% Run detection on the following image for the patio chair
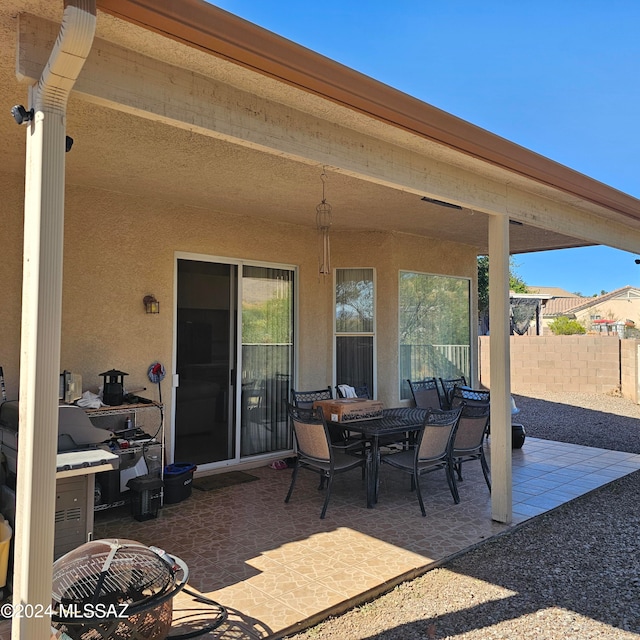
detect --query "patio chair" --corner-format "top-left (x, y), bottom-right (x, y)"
top-left (451, 402), bottom-right (491, 493)
top-left (380, 406), bottom-right (463, 516)
top-left (438, 376), bottom-right (468, 409)
top-left (449, 385), bottom-right (490, 408)
top-left (291, 386), bottom-right (363, 453)
top-left (407, 378), bottom-right (442, 410)
top-left (290, 386), bottom-right (333, 409)
top-left (335, 384), bottom-right (370, 399)
top-left (285, 403), bottom-right (367, 519)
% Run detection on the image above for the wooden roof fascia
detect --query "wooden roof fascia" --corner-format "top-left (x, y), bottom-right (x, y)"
top-left (96, 0), bottom-right (640, 221)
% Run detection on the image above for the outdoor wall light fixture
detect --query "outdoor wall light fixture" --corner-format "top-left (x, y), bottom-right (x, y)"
top-left (316, 167), bottom-right (333, 276)
top-left (420, 196), bottom-right (462, 210)
top-left (143, 295), bottom-right (160, 314)
top-left (11, 105), bottom-right (74, 153)
top-left (11, 104), bottom-right (33, 125)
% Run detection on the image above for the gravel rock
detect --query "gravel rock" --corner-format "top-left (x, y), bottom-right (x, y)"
top-left (514, 390), bottom-right (640, 454)
top-left (285, 392), bottom-right (640, 640)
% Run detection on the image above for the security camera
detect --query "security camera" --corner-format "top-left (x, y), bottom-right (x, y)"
top-left (11, 105), bottom-right (33, 125)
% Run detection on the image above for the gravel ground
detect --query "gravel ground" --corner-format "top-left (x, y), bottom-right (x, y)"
top-left (285, 391), bottom-right (640, 640)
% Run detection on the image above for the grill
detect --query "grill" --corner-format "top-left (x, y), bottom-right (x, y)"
top-left (51, 538), bottom-right (188, 640)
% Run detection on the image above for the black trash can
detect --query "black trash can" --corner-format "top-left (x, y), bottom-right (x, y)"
top-left (163, 463), bottom-right (197, 504)
top-left (127, 474), bottom-right (163, 521)
top-left (512, 423), bottom-right (526, 449)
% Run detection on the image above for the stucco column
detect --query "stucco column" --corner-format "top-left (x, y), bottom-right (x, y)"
top-left (488, 214), bottom-right (512, 523)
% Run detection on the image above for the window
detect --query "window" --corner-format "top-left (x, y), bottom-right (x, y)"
top-left (335, 268), bottom-right (375, 395)
top-left (399, 271), bottom-right (471, 399)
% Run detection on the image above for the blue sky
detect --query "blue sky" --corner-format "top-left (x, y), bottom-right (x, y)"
top-left (209, 1), bottom-right (640, 297)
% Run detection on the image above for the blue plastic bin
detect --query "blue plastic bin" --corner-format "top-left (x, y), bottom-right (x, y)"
top-left (163, 463), bottom-right (197, 504)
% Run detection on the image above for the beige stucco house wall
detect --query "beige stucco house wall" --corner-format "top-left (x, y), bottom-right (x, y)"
top-left (2, 171), bottom-right (478, 454)
top-left (538, 287), bottom-right (640, 335)
top-left (572, 288), bottom-right (640, 332)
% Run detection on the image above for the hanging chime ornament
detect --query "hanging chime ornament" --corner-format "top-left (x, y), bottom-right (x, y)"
top-left (316, 167), bottom-right (332, 276)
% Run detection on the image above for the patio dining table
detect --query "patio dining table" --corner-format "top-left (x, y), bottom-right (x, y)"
top-left (328, 407), bottom-right (428, 508)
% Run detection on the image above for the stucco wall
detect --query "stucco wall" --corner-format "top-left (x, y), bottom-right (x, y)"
top-left (0, 172), bottom-right (24, 402)
top-left (575, 299), bottom-right (640, 330)
top-left (479, 335), bottom-right (622, 395)
top-left (2, 176), bottom-right (478, 455)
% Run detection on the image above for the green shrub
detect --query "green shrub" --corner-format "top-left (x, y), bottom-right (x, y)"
top-left (548, 316), bottom-right (586, 335)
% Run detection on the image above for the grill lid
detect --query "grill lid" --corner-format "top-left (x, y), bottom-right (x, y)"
top-left (52, 539), bottom-right (176, 610)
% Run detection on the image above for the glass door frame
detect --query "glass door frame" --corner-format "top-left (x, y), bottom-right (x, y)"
top-left (171, 252), bottom-right (298, 472)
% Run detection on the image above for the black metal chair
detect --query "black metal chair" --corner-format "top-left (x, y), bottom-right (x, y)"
top-left (449, 385), bottom-right (490, 408)
top-left (381, 406), bottom-right (463, 516)
top-left (291, 386), bottom-right (363, 452)
top-left (285, 404), bottom-right (367, 519)
top-left (407, 378), bottom-right (442, 410)
top-left (438, 376), bottom-right (468, 409)
top-left (335, 384), bottom-right (370, 399)
top-left (451, 402), bottom-right (491, 493)
top-left (290, 386), bottom-right (332, 409)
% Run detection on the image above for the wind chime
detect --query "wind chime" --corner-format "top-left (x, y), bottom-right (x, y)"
top-left (316, 167), bottom-right (332, 276)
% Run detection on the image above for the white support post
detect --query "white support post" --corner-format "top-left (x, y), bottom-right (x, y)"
top-left (14, 88), bottom-right (67, 640)
top-left (488, 214), bottom-right (512, 523)
top-left (13, 4), bottom-right (96, 638)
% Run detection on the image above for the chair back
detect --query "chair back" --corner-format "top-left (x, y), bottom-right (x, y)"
top-left (413, 407), bottom-right (462, 463)
top-left (407, 378), bottom-right (441, 410)
top-left (453, 403), bottom-right (490, 453)
top-left (336, 384), bottom-right (370, 399)
top-left (290, 386), bottom-right (332, 409)
top-left (439, 376), bottom-right (467, 409)
top-left (287, 404), bottom-right (331, 461)
top-left (450, 385), bottom-right (490, 408)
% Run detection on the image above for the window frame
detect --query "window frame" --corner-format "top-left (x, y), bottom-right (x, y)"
top-left (398, 269), bottom-right (471, 400)
top-left (333, 267), bottom-right (377, 397)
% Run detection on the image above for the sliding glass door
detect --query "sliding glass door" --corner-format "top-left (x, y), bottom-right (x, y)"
top-left (174, 256), bottom-right (294, 468)
top-left (175, 260), bottom-right (235, 465)
top-left (240, 266), bottom-right (294, 456)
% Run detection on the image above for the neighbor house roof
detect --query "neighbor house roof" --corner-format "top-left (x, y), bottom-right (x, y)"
top-left (543, 296), bottom-right (590, 317)
top-left (560, 285), bottom-right (640, 315)
top-left (529, 286), bottom-right (578, 298)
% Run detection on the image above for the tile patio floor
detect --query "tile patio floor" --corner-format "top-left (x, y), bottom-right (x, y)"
top-left (3, 437), bottom-right (640, 639)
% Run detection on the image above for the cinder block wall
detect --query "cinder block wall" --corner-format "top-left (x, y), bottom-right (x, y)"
top-left (620, 339), bottom-right (639, 403)
top-left (479, 335), bottom-right (628, 396)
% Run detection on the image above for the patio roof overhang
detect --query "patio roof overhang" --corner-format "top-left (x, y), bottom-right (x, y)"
top-left (4, 0), bottom-right (640, 256)
top-left (95, 0), bottom-right (640, 222)
top-left (5, 3), bottom-right (640, 635)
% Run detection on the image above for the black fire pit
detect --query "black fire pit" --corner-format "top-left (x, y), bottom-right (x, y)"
top-left (51, 538), bottom-right (188, 640)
